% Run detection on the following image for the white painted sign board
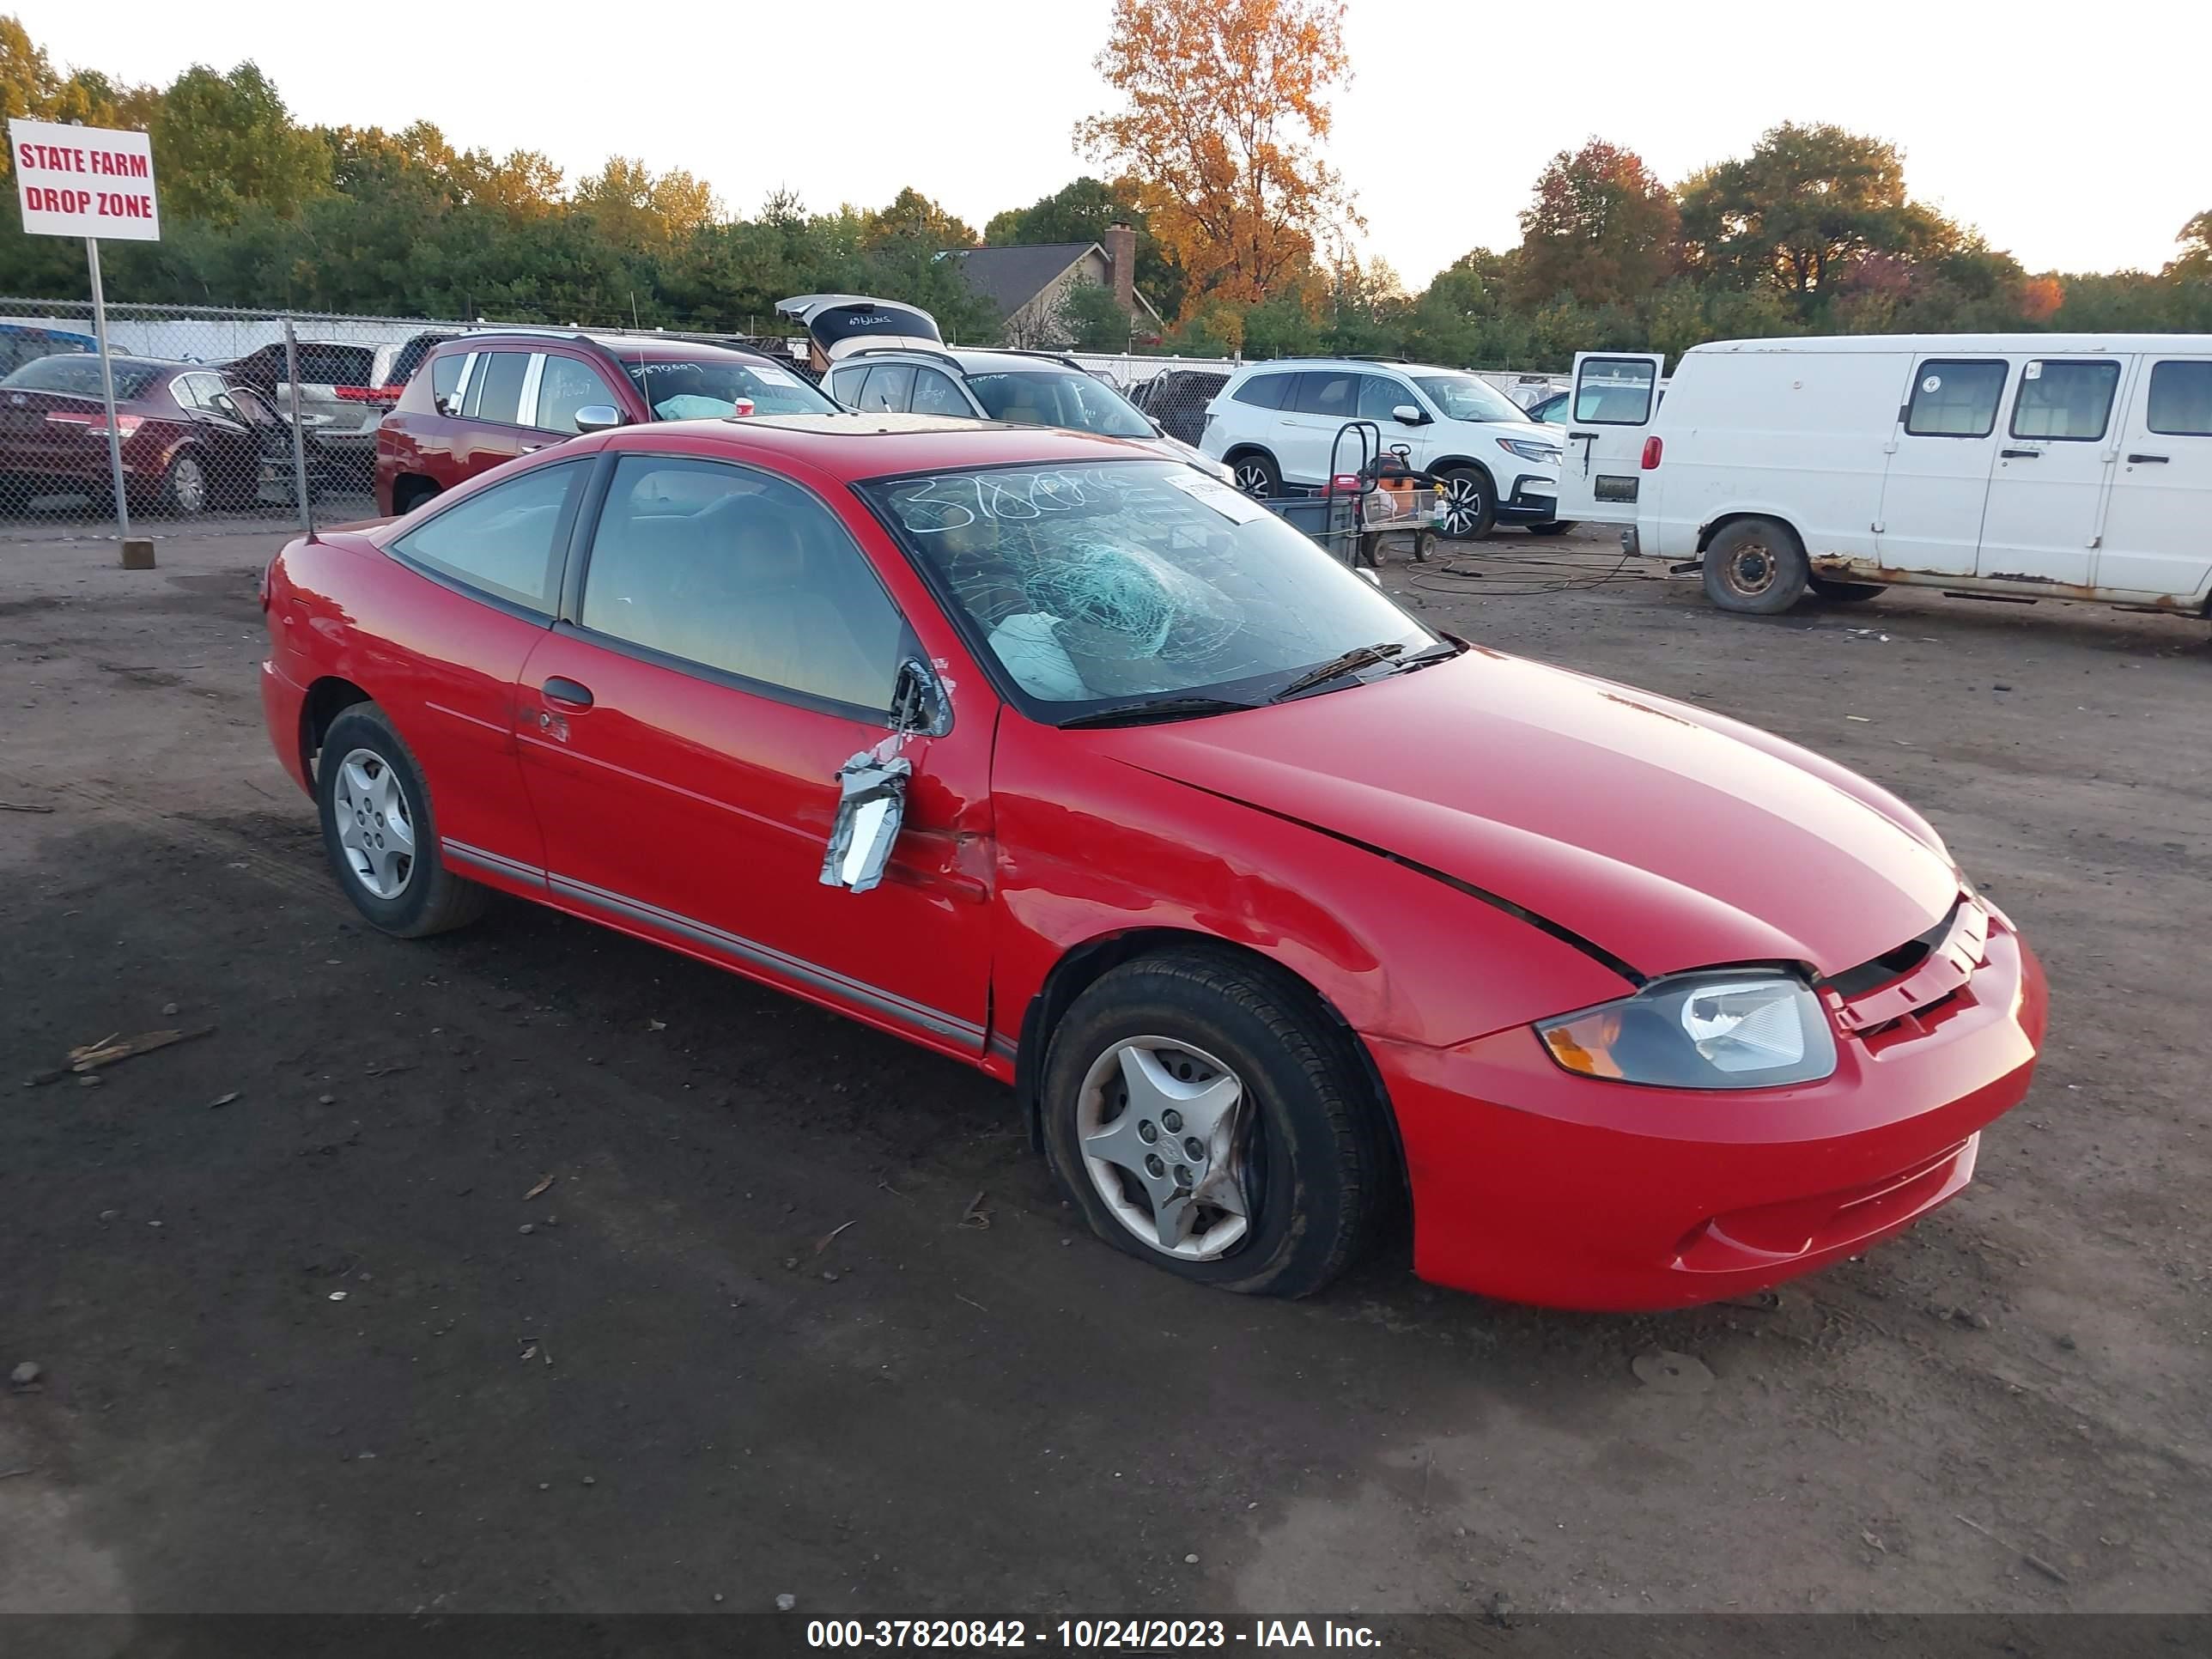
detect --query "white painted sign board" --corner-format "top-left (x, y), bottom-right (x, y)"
top-left (9, 118), bottom-right (161, 241)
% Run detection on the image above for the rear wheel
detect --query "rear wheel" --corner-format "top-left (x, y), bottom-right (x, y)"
top-left (1041, 949), bottom-right (1382, 1297)
top-left (1230, 452), bottom-right (1280, 500)
top-left (1808, 574), bottom-right (1886, 603)
top-left (1702, 517), bottom-right (1808, 615)
top-left (159, 451), bottom-right (210, 518)
top-left (391, 477), bottom-right (439, 516)
top-left (315, 703), bottom-right (490, 938)
top-left (1436, 466), bottom-right (1496, 540)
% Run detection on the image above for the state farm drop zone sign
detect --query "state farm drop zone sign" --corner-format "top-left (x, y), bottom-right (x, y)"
top-left (9, 118), bottom-right (161, 240)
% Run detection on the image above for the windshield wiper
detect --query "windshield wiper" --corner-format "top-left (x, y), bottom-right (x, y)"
top-left (1272, 641), bottom-right (1406, 702)
top-left (1057, 696), bottom-right (1257, 729)
top-left (1372, 641), bottom-right (1462, 677)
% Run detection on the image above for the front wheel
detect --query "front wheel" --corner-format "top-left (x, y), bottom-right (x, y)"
top-left (1435, 467), bottom-right (1496, 540)
top-left (1230, 453), bottom-right (1280, 499)
top-left (1702, 517), bottom-right (1808, 615)
top-left (315, 702), bottom-right (491, 938)
top-left (1041, 950), bottom-right (1383, 1297)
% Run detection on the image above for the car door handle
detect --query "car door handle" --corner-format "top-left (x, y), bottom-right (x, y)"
top-left (1998, 448), bottom-right (2040, 459)
top-left (1568, 431), bottom-right (1601, 440)
top-left (2127, 453), bottom-right (2168, 464)
top-left (520, 442), bottom-right (544, 453)
top-left (541, 677), bottom-right (593, 710)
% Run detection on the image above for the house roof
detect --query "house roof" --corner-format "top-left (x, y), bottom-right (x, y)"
top-left (945, 242), bottom-right (1101, 317)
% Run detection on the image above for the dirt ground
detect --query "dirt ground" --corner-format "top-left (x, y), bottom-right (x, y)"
top-left (2, 520), bottom-right (2207, 1619)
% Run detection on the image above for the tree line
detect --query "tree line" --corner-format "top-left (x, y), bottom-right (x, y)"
top-left (3, 8), bottom-right (2208, 371)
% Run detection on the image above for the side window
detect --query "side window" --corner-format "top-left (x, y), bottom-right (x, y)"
top-left (463, 350), bottom-right (529, 424)
top-left (579, 455), bottom-right (906, 715)
top-left (854, 364), bottom-right (915, 413)
top-left (828, 365), bottom-right (868, 405)
top-left (392, 460), bottom-right (580, 612)
top-left (535, 355), bottom-right (622, 434)
top-left (2147, 361), bottom-right (2212, 436)
top-left (1232, 373), bottom-right (1291, 410)
top-left (2011, 361), bottom-right (2119, 441)
top-left (430, 352), bottom-right (466, 412)
top-left (911, 367), bottom-right (970, 417)
top-left (168, 374), bottom-right (207, 411)
top-left (1296, 372), bottom-right (1357, 419)
top-left (1572, 357), bottom-right (1656, 424)
top-left (1905, 359), bottom-right (2008, 437)
top-left (1357, 375), bottom-right (1413, 421)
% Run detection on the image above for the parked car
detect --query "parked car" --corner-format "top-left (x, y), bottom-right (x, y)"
top-left (1130, 366), bottom-right (1230, 445)
top-left (774, 293), bottom-right (946, 374)
top-left (222, 340), bottom-right (398, 482)
top-left (1200, 358), bottom-right (1569, 538)
top-left (0, 320), bottom-right (97, 378)
top-left (1525, 388), bottom-right (1568, 425)
top-left (260, 416), bottom-right (2045, 1310)
top-left (1556, 335), bottom-right (2212, 618)
top-left (0, 353), bottom-right (283, 514)
top-left (374, 331), bottom-right (840, 515)
top-left (823, 345), bottom-right (1233, 480)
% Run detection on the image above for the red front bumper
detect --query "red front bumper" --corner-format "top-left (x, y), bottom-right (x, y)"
top-left (1372, 913), bottom-right (2047, 1310)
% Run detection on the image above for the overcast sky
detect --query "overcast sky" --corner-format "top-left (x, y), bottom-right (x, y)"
top-left (20, 0), bottom-right (2211, 284)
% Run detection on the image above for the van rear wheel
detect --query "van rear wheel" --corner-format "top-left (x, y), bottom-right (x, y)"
top-left (1703, 518), bottom-right (1808, 615)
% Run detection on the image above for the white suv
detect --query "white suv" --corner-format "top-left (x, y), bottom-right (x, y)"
top-left (1199, 359), bottom-right (1570, 538)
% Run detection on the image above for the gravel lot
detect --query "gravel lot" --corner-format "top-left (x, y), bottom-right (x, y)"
top-left (2, 521), bottom-right (2206, 1617)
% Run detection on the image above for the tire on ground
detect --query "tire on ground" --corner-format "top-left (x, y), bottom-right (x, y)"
top-left (1702, 516), bottom-right (1809, 615)
top-left (1436, 466), bottom-right (1496, 540)
top-left (1229, 451), bottom-right (1281, 500)
top-left (315, 702), bottom-right (491, 939)
top-left (1040, 947), bottom-right (1385, 1298)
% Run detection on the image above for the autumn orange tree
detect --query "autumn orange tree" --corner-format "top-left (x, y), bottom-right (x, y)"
top-left (1076, 0), bottom-right (1352, 315)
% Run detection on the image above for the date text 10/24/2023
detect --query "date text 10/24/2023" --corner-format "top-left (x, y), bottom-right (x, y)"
top-left (805, 1620), bottom-right (1382, 1649)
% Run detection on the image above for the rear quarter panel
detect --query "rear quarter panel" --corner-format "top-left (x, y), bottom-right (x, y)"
top-left (1648, 349), bottom-right (1910, 561)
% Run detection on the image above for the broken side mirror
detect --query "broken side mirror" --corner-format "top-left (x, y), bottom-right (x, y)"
top-left (888, 657), bottom-right (951, 738)
top-left (819, 751), bottom-right (910, 894)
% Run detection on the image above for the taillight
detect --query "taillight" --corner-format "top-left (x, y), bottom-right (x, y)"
top-left (331, 386), bottom-right (401, 404)
top-left (46, 410), bottom-right (143, 438)
top-left (1640, 436), bottom-right (1663, 470)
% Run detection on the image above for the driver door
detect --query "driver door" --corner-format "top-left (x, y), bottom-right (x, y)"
top-left (514, 451), bottom-right (994, 1057)
top-left (1556, 351), bottom-right (1664, 525)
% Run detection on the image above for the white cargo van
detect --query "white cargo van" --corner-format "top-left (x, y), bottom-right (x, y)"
top-left (1556, 335), bottom-right (2212, 620)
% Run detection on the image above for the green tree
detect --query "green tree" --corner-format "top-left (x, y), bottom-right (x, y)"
top-left (149, 62), bottom-right (331, 225)
top-left (863, 185), bottom-right (975, 252)
top-left (984, 174), bottom-right (1181, 317)
top-left (1062, 279), bottom-right (1136, 349)
top-left (1677, 123), bottom-right (1953, 300)
top-left (1514, 139), bottom-right (1678, 307)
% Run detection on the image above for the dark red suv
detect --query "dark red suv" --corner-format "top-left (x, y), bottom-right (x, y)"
top-left (374, 331), bottom-right (836, 516)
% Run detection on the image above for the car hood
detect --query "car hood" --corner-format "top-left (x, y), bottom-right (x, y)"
top-left (1090, 648), bottom-right (1960, 982)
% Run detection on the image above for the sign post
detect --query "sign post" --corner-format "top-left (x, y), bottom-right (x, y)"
top-left (8, 118), bottom-right (161, 556)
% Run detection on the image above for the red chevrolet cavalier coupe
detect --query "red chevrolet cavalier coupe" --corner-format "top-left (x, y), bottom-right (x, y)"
top-left (258, 415), bottom-right (2046, 1309)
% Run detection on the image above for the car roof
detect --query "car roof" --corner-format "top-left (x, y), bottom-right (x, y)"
top-left (579, 411), bottom-right (1168, 480)
top-left (1231, 359), bottom-right (1455, 377)
top-left (833, 346), bottom-right (1091, 376)
top-left (433, 331), bottom-right (775, 365)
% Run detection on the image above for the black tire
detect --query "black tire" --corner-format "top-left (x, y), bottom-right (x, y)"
top-left (1041, 948), bottom-right (1384, 1297)
top-left (1436, 466), bottom-right (1496, 540)
top-left (1808, 574), bottom-right (1886, 603)
top-left (1702, 517), bottom-right (1809, 615)
top-left (158, 449), bottom-right (211, 518)
top-left (1528, 520), bottom-right (1576, 537)
top-left (1229, 451), bottom-right (1280, 500)
top-left (392, 477), bottom-right (440, 516)
top-left (315, 702), bottom-right (491, 938)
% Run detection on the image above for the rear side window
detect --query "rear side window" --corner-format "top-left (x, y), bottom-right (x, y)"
top-left (2011, 361), bottom-right (2119, 441)
top-left (392, 460), bottom-right (580, 612)
top-left (1231, 373), bottom-right (1292, 410)
top-left (430, 352), bottom-right (465, 410)
top-left (295, 344), bottom-right (374, 387)
top-left (464, 351), bottom-right (529, 424)
top-left (1572, 358), bottom-right (1656, 424)
top-left (1295, 372), bottom-right (1357, 418)
top-left (854, 364), bottom-right (915, 413)
top-left (1905, 360), bottom-right (2008, 437)
top-left (2146, 361), bottom-right (2212, 436)
top-left (828, 365), bottom-right (868, 404)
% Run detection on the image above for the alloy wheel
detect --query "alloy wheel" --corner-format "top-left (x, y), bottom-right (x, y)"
top-left (1438, 474), bottom-right (1486, 536)
top-left (1232, 461), bottom-right (1273, 498)
top-left (1077, 1036), bottom-right (1255, 1260)
top-left (332, 747), bottom-right (416, 899)
top-left (170, 455), bottom-right (207, 515)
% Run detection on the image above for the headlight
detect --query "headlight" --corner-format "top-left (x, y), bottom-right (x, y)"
top-left (1535, 972), bottom-right (1838, 1090)
top-left (1497, 437), bottom-right (1561, 464)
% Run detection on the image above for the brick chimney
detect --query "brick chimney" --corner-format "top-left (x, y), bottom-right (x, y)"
top-left (1104, 222), bottom-right (1137, 318)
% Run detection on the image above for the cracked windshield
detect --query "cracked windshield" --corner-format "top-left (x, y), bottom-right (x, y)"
top-left (864, 460), bottom-right (1437, 712)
